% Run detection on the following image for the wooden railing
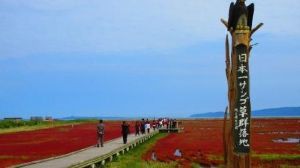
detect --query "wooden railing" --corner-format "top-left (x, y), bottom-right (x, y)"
top-left (69, 131), bottom-right (159, 168)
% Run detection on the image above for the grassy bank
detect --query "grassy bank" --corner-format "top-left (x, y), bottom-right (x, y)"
top-left (0, 120), bottom-right (96, 134)
top-left (253, 153), bottom-right (300, 161)
top-left (105, 133), bottom-right (177, 168)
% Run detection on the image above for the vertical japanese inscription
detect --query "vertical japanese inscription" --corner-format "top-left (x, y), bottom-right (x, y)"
top-left (234, 45), bottom-right (251, 153)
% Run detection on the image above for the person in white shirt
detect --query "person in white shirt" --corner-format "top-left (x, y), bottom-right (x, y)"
top-left (145, 120), bottom-right (151, 133)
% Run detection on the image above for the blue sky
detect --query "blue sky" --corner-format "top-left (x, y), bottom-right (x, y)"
top-left (0, 0), bottom-right (300, 118)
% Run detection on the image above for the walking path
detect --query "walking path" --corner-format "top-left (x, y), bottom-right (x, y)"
top-left (15, 131), bottom-right (158, 168)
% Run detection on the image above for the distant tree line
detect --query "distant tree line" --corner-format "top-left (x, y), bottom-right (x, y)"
top-left (0, 120), bottom-right (45, 129)
top-left (0, 119), bottom-right (95, 129)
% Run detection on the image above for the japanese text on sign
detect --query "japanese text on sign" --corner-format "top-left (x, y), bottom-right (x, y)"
top-left (234, 46), bottom-right (251, 153)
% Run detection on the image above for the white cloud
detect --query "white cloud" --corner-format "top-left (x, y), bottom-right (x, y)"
top-left (254, 0), bottom-right (300, 36)
top-left (0, 0), bottom-right (299, 58)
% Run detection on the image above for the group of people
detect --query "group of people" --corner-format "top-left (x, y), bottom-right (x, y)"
top-left (96, 120), bottom-right (130, 147)
top-left (134, 118), bottom-right (178, 136)
top-left (156, 118), bottom-right (178, 129)
top-left (96, 118), bottom-right (182, 162)
top-left (134, 118), bottom-right (154, 136)
top-left (96, 118), bottom-right (178, 147)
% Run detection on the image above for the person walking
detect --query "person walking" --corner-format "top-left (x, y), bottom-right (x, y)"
top-left (152, 120), bottom-right (157, 131)
top-left (121, 121), bottom-right (130, 144)
top-left (97, 119), bottom-right (105, 147)
top-left (146, 120), bottom-right (151, 133)
top-left (135, 121), bottom-right (140, 136)
top-left (140, 118), bottom-right (145, 134)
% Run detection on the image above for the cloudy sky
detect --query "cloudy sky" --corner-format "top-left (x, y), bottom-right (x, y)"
top-left (0, 0), bottom-right (299, 118)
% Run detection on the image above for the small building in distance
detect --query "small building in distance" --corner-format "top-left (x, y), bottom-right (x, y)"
top-left (3, 117), bottom-right (23, 122)
top-left (30, 116), bottom-right (44, 121)
top-left (45, 116), bottom-right (53, 121)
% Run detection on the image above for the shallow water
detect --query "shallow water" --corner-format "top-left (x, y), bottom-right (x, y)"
top-left (273, 138), bottom-right (300, 143)
top-left (258, 131), bottom-right (300, 135)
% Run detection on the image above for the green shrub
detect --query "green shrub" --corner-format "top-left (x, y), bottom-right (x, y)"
top-left (0, 120), bottom-right (46, 129)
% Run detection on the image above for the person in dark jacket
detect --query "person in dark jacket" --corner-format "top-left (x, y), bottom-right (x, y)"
top-left (97, 119), bottom-right (105, 147)
top-left (140, 118), bottom-right (145, 134)
top-left (121, 121), bottom-right (130, 144)
top-left (135, 121), bottom-right (140, 136)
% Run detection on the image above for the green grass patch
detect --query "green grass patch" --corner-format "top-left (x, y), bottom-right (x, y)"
top-left (191, 163), bottom-right (201, 168)
top-left (280, 165), bottom-right (300, 168)
top-left (253, 153), bottom-right (300, 161)
top-left (0, 119), bottom-right (96, 134)
top-left (0, 155), bottom-right (29, 160)
top-left (207, 154), bottom-right (224, 162)
top-left (105, 133), bottom-right (177, 168)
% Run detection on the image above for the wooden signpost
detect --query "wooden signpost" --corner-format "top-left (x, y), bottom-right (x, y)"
top-left (221, 0), bottom-right (263, 167)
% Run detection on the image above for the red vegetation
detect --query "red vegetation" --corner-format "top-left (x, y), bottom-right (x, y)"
top-left (143, 119), bottom-right (300, 168)
top-left (0, 121), bottom-right (132, 168)
top-left (251, 119), bottom-right (300, 168)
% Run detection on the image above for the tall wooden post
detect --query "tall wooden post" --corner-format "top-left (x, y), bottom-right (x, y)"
top-left (221, 0), bottom-right (263, 167)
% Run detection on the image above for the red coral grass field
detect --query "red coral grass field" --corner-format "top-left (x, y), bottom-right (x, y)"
top-left (143, 119), bottom-right (300, 168)
top-left (251, 119), bottom-right (300, 168)
top-left (0, 121), bottom-right (134, 168)
top-left (1, 119), bottom-right (299, 168)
